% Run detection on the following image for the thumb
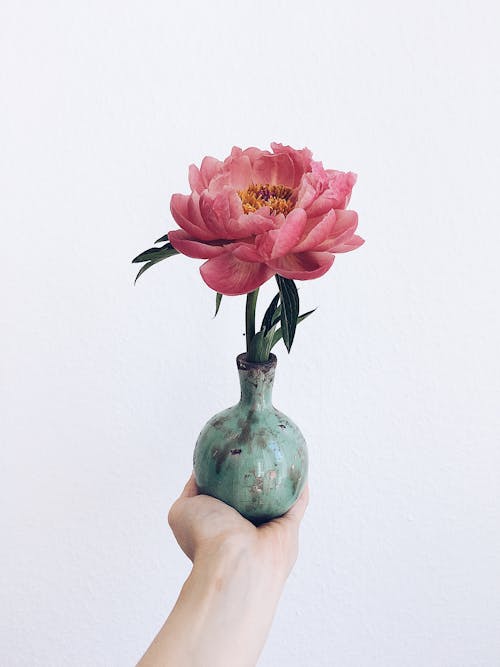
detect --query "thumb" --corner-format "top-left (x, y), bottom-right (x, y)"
top-left (281, 481), bottom-right (309, 525)
top-left (179, 472), bottom-right (199, 499)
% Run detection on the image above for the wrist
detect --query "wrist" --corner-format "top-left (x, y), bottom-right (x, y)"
top-left (181, 539), bottom-right (285, 666)
top-left (139, 536), bottom-right (291, 666)
top-left (193, 532), bottom-right (289, 589)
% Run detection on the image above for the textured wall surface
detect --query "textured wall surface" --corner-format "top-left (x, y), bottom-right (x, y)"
top-left (2, 1), bottom-right (499, 665)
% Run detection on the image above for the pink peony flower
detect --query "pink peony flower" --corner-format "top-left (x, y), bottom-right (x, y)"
top-left (168, 143), bottom-right (364, 296)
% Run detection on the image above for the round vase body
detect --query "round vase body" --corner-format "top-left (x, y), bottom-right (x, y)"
top-left (193, 353), bottom-right (308, 524)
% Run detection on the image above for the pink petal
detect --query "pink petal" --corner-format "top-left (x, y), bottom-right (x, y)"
top-left (232, 242), bottom-right (264, 262)
top-left (207, 148), bottom-right (265, 193)
top-left (200, 156), bottom-right (222, 187)
top-left (267, 251), bottom-right (335, 280)
top-left (270, 143), bottom-right (313, 187)
top-left (188, 156), bottom-right (222, 194)
top-left (200, 253), bottom-right (275, 296)
top-left (188, 164), bottom-right (203, 193)
top-left (241, 146), bottom-right (271, 163)
top-left (295, 174), bottom-right (318, 210)
top-left (303, 192), bottom-right (338, 219)
top-left (170, 193), bottom-right (213, 241)
top-left (239, 209), bottom-right (278, 235)
top-left (168, 230), bottom-right (227, 259)
top-left (253, 230), bottom-right (277, 261)
top-left (332, 208), bottom-right (358, 234)
top-left (226, 188), bottom-right (245, 222)
top-left (200, 191), bottom-right (228, 234)
top-left (252, 153), bottom-right (295, 187)
top-left (199, 191), bottom-right (234, 238)
top-left (199, 190), bottom-right (275, 240)
top-left (316, 210), bottom-right (361, 252)
top-left (255, 208), bottom-right (308, 260)
top-left (323, 169), bottom-right (357, 209)
top-left (325, 234), bottom-right (365, 253)
top-left (224, 155), bottom-right (253, 190)
top-left (229, 146), bottom-right (243, 158)
top-left (187, 191), bottom-right (212, 233)
top-left (292, 209), bottom-right (337, 253)
top-left (297, 166), bottom-right (357, 212)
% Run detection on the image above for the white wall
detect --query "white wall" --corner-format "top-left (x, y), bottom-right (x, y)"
top-left (2, 1), bottom-right (499, 665)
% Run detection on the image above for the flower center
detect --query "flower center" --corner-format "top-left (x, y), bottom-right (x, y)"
top-left (238, 183), bottom-right (295, 215)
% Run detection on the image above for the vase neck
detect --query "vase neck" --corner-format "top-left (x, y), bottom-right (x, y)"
top-left (236, 353), bottom-right (276, 411)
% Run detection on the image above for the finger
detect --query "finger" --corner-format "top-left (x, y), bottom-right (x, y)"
top-left (168, 473), bottom-right (198, 530)
top-left (282, 481), bottom-right (309, 525)
top-left (179, 472), bottom-right (199, 498)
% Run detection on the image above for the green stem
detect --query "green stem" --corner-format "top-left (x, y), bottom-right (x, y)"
top-left (245, 289), bottom-right (259, 359)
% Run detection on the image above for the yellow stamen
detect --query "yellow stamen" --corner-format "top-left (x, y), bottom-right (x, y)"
top-left (238, 183), bottom-right (295, 216)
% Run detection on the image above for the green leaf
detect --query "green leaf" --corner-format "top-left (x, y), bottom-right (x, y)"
top-left (271, 305), bottom-right (281, 327)
top-left (134, 260), bottom-right (156, 284)
top-left (214, 292), bottom-right (223, 317)
top-left (270, 309), bottom-right (316, 349)
top-left (261, 293), bottom-right (280, 333)
top-left (155, 234), bottom-right (170, 243)
top-left (276, 275), bottom-right (299, 353)
top-left (132, 241), bottom-right (180, 283)
top-left (247, 327), bottom-right (281, 362)
top-left (132, 242), bottom-right (178, 264)
top-left (247, 330), bottom-right (267, 361)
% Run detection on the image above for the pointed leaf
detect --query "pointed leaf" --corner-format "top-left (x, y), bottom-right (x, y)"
top-left (155, 234), bottom-right (170, 243)
top-left (261, 293), bottom-right (280, 334)
top-left (248, 327), bottom-right (281, 363)
top-left (271, 305), bottom-right (282, 327)
top-left (134, 260), bottom-right (155, 284)
top-left (270, 309), bottom-right (316, 349)
top-left (247, 330), bottom-right (267, 362)
top-left (276, 275), bottom-right (299, 352)
top-left (132, 242), bottom-right (180, 284)
top-left (132, 242), bottom-right (178, 264)
top-left (214, 292), bottom-right (223, 317)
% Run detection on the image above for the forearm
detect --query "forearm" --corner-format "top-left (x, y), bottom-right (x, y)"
top-left (138, 542), bottom-right (286, 667)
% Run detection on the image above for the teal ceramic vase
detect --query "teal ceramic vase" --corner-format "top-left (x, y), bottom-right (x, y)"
top-left (193, 353), bottom-right (308, 525)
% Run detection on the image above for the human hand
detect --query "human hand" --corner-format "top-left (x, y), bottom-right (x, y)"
top-left (139, 477), bottom-right (309, 666)
top-left (168, 472), bottom-right (309, 583)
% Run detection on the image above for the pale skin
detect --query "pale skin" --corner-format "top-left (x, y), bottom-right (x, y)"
top-left (137, 472), bottom-right (309, 667)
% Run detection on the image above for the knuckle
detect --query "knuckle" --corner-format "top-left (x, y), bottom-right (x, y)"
top-left (167, 502), bottom-right (178, 529)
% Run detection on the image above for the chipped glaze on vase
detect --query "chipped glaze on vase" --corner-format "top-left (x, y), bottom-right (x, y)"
top-left (193, 353), bottom-right (308, 525)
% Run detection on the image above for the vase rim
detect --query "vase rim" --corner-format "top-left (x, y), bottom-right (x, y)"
top-left (236, 352), bottom-right (277, 372)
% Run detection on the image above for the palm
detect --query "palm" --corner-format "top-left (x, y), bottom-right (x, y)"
top-left (168, 473), bottom-right (309, 579)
